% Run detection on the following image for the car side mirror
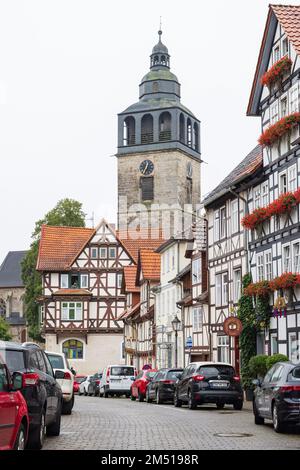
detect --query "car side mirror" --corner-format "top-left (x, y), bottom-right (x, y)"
top-left (12, 372), bottom-right (23, 391)
top-left (252, 379), bottom-right (261, 387)
top-left (55, 370), bottom-right (65, 380)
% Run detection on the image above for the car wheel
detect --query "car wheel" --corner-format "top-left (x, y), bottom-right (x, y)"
top-left (104, 390), bottom-right (109, 398)
top-left (138, 390), bottom-right (144, 402)
top-left (62, 395), bottom-right (74, 415)
top-left (146, 389), bottom-right (152, 403)
top-left (253, 400), bottom-right (264, 425)
top-left (46, 401), bottom-right (62, 437)
top-left (27, 410), bottom-right (46, 450)
top-left (174, 392), bottom-right (182, 408)
top-left (272, 403), bottom-right (285, 433)
top-left (188, 390), bottom-right (197, 410)
top-left (156, 389), bottom-right (163, 405)
top-left (14, 423), bottom-right (26, 450)
top-left (130, 388), bottom-right (136, 401)
top-left (233, 400), bottom-right (243, 411)
top-left (84, 388), bottom-right (88, 396)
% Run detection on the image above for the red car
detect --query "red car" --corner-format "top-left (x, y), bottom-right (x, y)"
top-left (130, 369), bottom-right (157, 402)
top-left (0, 356), bottom-right (29, 450)
top-left (73, 375), bottom-right (86, 393)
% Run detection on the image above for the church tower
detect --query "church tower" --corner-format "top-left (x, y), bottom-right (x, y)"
top-left (117, 30), bottom-right (201, 232)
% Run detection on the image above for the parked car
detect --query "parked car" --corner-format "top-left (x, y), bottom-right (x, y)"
top-left (0, 341), bottom-right (63, 449)
top-left (88, 373), bottom-right (102, 397)
top-left (174, 362), bottom-right (243, 410)
top-left (46, 351), bottom-right (75, 415)
top-left (73, 375), bottom-right (86, 394)
top-left (0, 354), bottom-right (29, 450)
top-left (79, 375), bottom-right (93, 396)
top-left (100, 365), bottom-right (137, 398)
top-left (146, 368), bottom-right (183, 404)
top-left (131, 369), bottom-right (157, 402)
top-left (253, 361), bottom-right (300, 433)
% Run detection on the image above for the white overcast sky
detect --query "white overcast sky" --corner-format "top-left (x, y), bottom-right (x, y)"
top-left (0, 0), bottom-right (299, 262)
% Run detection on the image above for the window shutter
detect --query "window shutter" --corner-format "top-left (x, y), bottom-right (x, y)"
top-left (140, 176), bottom-right (154, 201)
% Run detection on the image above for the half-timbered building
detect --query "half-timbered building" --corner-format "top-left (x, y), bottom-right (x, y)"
top-left (37, 219), bottom-right (137, 374)
top-left (203, 146), bottom-right (263, 365)
top-left (247, 4), bottom-right (300, 361)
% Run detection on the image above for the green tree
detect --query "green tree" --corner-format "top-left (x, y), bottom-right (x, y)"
top-left (0, 316), bottom-right (12, 341)
top-left (22, 199), bottom-right (86, 340)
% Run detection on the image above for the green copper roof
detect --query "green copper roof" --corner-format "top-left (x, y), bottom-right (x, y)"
top-left (141, 68), bottom-right (179, 83)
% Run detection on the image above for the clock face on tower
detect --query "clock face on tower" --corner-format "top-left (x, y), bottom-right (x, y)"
top-left (139, 159), bottom-right (154, 175)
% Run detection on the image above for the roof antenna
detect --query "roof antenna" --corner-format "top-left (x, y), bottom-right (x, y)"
top-left (158, 16), bottom-right (162, 39)
top-left (85, 212), bottom-right (95, 228)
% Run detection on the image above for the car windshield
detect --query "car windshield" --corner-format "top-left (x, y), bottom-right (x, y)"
top-left (167, 370), bottom-right (183, 380)
top-left (145, 371), bottom-right (156, 379)
top-left (199, 365), bottom-right (235, 377)
top-left (75, 376), bottom-right (86, 383)
top-left (0, 349), bottom-right (25, 373)
top-left (110, 367), bottom-right (135, 376)
top-left (47, 354), bottom-right (65, 370)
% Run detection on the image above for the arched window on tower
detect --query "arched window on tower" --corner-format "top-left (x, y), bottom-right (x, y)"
top-left (123, 116), bottom-right (136, 146)
top-left (179, 113), bottom-right (185, 143)
top-left (159, 111), bottom-right (172, 141)
top-left (141, 114), bottom-right (154, 144)
top-left (193, 122), bottom-right (199, 152)
top-left (187, 118), bottom-right (192, 147)
top-left (161, 55), bottom-right (166, 66)
top-left (154, 55), bottom-right (159, 66)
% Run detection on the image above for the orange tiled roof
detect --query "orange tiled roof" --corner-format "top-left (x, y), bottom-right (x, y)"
top-left (37, 225), bottom-right (95, 271)
top-left (271, 4), bottom-right (300, 56)
top-left (123, 266), bottom-right (140, 292)
top-left (52, 289), bottom-right (92, 296)
top-left (139, 249), bottom-right (161, 281)
top-left (117, 301), bottom-right (141, 321)
top-left (118, 229), bottom-right (164, 263)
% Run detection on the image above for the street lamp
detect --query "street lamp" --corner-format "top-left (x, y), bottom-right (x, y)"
top-left (171, 315), bottom-right (181, 367)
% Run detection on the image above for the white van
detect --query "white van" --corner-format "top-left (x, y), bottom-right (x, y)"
top-left (99, 365), bottom-right (137, 398)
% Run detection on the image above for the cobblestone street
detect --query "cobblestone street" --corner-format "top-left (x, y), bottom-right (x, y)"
top-left (43, 395), bottom-right (300, 450)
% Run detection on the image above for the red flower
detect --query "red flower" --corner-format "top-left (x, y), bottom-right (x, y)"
top-left (259, 112), bottom-right (300, 147)
top-left (261, 56), bottom-right (292, 88)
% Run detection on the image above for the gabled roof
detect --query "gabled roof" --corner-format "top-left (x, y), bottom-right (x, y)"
top-left (202, 145), bottom-right (263, 207)
top-left (122, 266), bottom-right (140, 293)
top-left (37, 225), bottom-right (95, 271)
top-left (137, 249), bottom-right (161, 282)
top-left (247, 4), bottom-right (300, 116)
top-left (0, 251), bottom-right (28, 288)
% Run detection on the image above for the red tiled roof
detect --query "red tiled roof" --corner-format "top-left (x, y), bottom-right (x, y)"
top-left (118, 236), bottom-right (165, 264)
top-left (117, 301), bottom-right (141, 321)
top-left (139, 249), bottom-right (161, 281)
top-left (271, 4), bottom-right (300, 56)
top-left (123, 266), bottom-right (139, 293)
top-left (37, 225), bottom-right (95, 271)
top-left (52, 289), bottom-right (92, 296)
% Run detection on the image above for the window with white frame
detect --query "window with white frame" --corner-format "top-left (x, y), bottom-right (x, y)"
top-left (293, 241), bottom-right (300, 272)
top-left (217, 336), bottom-right (230, 363)
top-left (216, 274), bottom-right (222, 307)
top-left (61, 302), bottom-right (83, 321)
top-left (216, 273), bottom-right (228, 306)
top-left (273, 45), bottom-right (280, 63)
top-left (288, 165), bottom-right (297, 192)
top-left (270, 334), bottom-right (278, 355)
top-left (254, 186), bottom-right (261, 208)
top-left (81, 274), bottom-right (88, 289)
top-left (214, 209), bottom-right (220, 242)
top-left (233, 268), bottom-right (242, 303)
top-left (261, 181), bottom-right (269, 207)
top-left (288, 332), bottom-right (299, 362)
top-left (60, 274), bottom-right (69, 288)
top-left (91, 247), bottom-right (98, 259)
top-left (283, 244), bottom-right (291, 272)
top-left (265, 251), bottom-right (272, 280)
top-left (257, 254), bottom-right (264, 281)
top-left (231, 200), bottom-right (239, 234)
top-left (220, 207), bottom-right (226, 239)
top-left (192, 257), bottom-right (201, 285)
top-left (279, 172), bottom-right (287, 194)
top-left (171, 247), bottom-right (175, 270)
top-left (117, 273), bottom-right (122, 289)
top-left (192, 307), bottom-right (203, 332)
top-left (166, 250), bottom-right (170, 273)
top-left (99, 247), bottom-right (107, 259)
top-left (290, 84), bottom-right (299, 113)
top-left (282, 37), bottom-right (289, 56)
top-left (270, 101), bottom-right (279, 124)
top-left (222, 273), bottom-right (228, 305)
top-left (109, 247), bottom-right (116, 258)
top-left (281, 95), bottom-right (288, 117)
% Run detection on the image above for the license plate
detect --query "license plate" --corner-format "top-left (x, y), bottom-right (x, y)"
top-left (210, 381), bottom-right (228, 388)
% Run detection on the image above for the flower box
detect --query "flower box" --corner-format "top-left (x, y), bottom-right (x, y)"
top-left (244, 273), bottom-right (300, 298)
top-left (259, 112), bottom-right (300, 147)
top-left (261, 56), bottom-right (292, 89)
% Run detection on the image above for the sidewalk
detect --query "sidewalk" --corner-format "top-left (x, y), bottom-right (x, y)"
top-left (243, 400), bottom-right (253, 412)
